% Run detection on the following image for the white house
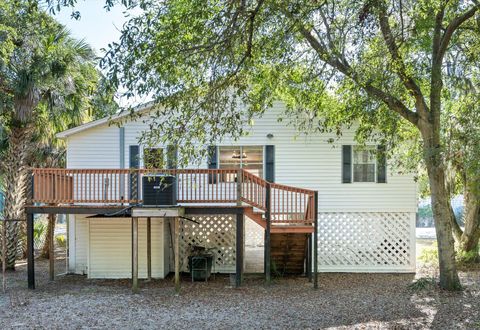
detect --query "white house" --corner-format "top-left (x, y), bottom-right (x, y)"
top-left (49, 101), bottom-right (417, 281)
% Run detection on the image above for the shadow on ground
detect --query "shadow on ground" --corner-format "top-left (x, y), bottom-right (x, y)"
top-left (0, 256), bottom-right (479, 329)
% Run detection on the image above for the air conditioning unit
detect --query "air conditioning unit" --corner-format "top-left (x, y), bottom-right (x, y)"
top-left (142, 175), bottom-right (176, 206)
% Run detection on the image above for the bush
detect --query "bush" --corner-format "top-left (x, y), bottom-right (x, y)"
top-left (419, 241), bottom-right (439, 266)
top-left (55, 234), bottom-right (67, 248)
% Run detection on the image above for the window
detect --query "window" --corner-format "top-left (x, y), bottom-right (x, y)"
top-left (218, 146), bottom-right (264, 181)
top-left (143, 148), bottom-right (164, 169)
top-left (353, 146), bottom-right (376, 182)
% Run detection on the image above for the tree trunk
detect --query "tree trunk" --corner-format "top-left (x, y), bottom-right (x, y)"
top-left (422, 138), bottom-right (461, 290)
top-left (460, 186), bottom-right (480, 255)
top-left (1, 125), bottom-right (32, 270)
top-left (41, 214), bottom-right (56, 259)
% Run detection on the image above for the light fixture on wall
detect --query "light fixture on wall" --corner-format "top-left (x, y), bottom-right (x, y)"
top-left (266, 133), bottom-right (274, 139)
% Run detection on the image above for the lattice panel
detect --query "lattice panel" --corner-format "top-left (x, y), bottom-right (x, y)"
top-left (245, 217), bottom-right (264, 247)
top-left (318, 212), bottom-right (415, 272)
top-left (179, 214), bottom-right (236, 273)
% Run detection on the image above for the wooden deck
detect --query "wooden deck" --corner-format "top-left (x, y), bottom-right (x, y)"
top-left (28, 168), bottom-right (317, 229)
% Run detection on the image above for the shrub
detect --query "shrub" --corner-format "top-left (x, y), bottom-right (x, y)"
top-left (419, 241), bottom-right (438, 266)
top-left (55, 234), bottom-right (67, 248)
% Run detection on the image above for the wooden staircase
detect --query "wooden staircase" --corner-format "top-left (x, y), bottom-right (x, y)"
top-left (271, 233), bottom-right (309, 275)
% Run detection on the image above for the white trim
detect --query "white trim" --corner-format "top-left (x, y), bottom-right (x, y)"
top-left (56, 102), bottom-right (154, 139)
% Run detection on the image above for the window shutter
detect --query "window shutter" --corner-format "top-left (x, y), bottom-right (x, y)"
top-left (377, 145), bottom-right (387, 183)
top-left (208, 146), bottom-right (218, 184)
top-left (342, 145), bottom-right (352, 183)
top-left (167, 145), bottom-right (177, 169)
top-left (265, 145), bottom-right (275, 182)
top-left (129, 145), bottom-right (140, 201)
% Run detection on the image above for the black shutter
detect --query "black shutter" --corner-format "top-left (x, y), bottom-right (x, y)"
top-left (207, 146), bottom-right (218, 184)
top-left (377, 145), bottom-right (387, 183)
top-left (129, 145), bottom-right (140, 201)
top-left (167, 145), bottom-right (177, 169)
top-left (265, 145), bottom-right (275, 182)
top-left (342, 145), bottom-right (352, 183)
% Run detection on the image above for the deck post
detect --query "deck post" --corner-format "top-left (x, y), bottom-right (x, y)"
top-left (235, 212), bottom-right (244, 287)
top-left (48, 213), bottom-right (55, 281)
top-left (132, 217), bottom-right (139, 293)
top-left (313, 191), bottom-right (318, 289)
top-left (265, 184), bottom-right (271, 284)
top-left (174, 217), bottom-right (180, 293)
top-left (147, 217), bottom-right (152, 281)
top-left (306, 233), bottom-right (312, 282)
top-left (27, 213), bottom-right (35, 289)
top-left (236, 169), bottom-right (243, 206)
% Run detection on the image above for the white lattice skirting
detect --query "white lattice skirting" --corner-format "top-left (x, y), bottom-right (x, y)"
top-left (179, 214), bottom-right (236, 273)
top-left (318, 212), bottom-right (416, 272)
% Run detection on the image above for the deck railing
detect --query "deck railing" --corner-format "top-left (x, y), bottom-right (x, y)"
top-left (31, 168), bottom-right (316, 225)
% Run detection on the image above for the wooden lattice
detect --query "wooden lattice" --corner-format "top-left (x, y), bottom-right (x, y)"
top-left (179, 214), bottom-right (236, 273)
top-left (317, 212), bottom-right (415, 272)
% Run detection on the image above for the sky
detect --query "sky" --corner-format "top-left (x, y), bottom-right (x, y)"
top-left (53, 1), bottom-right (144, 107)
top-left (54, 1), bottom-right (129, 58)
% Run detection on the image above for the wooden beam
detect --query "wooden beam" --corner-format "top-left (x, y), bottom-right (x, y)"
top-left (235, 213), bottom-right (244, 287)
top-left (25, 205), bottom-right (126, 215)
top-left (27, 213), bottom-right (35, 289)
top-left (132, 207), bottom-right (184, 218)
top-left (306, 234), bottom-right (313, 283)
top-left (265, 184), bottom-right (271, 284)
top-left (132, 217), bottom-right (139, 293)
top-left (270, 226), bottom-right (314, 234)
top-left (174, 217), bottom-right (180, 293)
top-left (147, 217), bottom-right (152, 281)
top-left (48, 214), bottom-right (55, 281)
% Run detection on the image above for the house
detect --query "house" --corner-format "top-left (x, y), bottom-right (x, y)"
top-left (25, 101), bottom-right (417, 290)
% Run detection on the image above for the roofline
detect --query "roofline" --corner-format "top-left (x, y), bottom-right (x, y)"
top-left (56, 102), bottom-right (154, 139)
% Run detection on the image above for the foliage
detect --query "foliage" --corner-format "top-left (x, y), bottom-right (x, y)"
top-left (34, 221), bottom-right (47, 248)
top-left (55, 234), bottom-right (66, 248)
top-left (419, 242), bottom-right (439, 268)
top-left (408, 276), bottom-right (437, 292)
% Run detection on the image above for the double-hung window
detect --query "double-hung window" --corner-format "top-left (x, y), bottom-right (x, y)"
top-left (352, 146), bottom-right (376, 182)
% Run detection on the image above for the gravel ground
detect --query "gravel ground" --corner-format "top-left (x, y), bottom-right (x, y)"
top-left (1, 254), bottom-right (479, 330)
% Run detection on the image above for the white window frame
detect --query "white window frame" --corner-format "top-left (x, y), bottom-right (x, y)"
top-left (352, 145), bottom-right (377, 183)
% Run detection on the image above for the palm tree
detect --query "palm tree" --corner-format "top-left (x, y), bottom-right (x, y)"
top-left (0, 1), bottom-right (100, 269)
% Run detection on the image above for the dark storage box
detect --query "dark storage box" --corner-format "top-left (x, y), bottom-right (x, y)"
top-left (142, 175), bottom-right (176, 206)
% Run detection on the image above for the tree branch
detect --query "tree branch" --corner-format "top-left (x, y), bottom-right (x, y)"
top-left (290, 15), bottom-right (419, 125)
top-left (377, 4), bottom-right (429, 116)
top-left (437, 4), bottom-right (480, 63)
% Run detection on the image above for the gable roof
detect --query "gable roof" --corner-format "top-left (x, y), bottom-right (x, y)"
top-left (56, 102), bottom-right (154, 139)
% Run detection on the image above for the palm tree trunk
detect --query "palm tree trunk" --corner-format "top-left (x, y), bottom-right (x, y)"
top-left (41, 214), bottom-right (55, 259)
top-left (1, 125), bottom-right (32, 270)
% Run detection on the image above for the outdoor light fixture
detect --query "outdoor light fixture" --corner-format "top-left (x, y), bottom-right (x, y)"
top-left (266, 133), bottom-right (274, 139)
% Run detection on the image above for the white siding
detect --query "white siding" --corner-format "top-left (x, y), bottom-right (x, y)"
top-left (67, 124), bottom-right (120, 168)
top-left (74, 215), bottom-right (88, 274)
top-left (88, 218), bottom-right (167, 279)
top-left (66, 102), bottom-right (416, 212)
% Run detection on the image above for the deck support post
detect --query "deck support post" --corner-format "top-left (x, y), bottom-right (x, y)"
top-left (235, 212), bottom-right (244, 288)
top-left (27, 213), bottom-right (35, 289)
top-left (265, 184), bottom-right (271, 284)
top-left (236, 169), bottom-right (243, 206)
top-left (174, 217), bottom-right (180, 293)
top-left (147, 217), bottom-right (152, 281)
top-left (132, 217), bottom-right (139, 293)
top-left (306, 233), bottom-right (312, 282)
top-left (48, 213), bottom-right (55, 281)
top-left (313, 191), bottom-right (318, 289)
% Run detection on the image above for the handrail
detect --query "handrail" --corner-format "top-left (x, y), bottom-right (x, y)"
top-left (30, 168), bottom-right (317, 226)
